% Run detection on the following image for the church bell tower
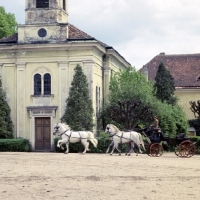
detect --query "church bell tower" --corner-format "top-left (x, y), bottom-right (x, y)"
top-left (18, 0), bottom-right (69, 43)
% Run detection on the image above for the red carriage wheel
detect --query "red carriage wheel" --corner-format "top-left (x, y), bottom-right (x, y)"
top-left (178, 140), bottom-right (196, 158)
top-left (150, 143), bottom-right (163, 157)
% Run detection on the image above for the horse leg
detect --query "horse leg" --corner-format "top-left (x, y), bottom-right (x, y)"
top-left (125, 143), bottom-right (131, 155)
top-left (82, 140), bottom-right (89, 154)
top-left (64, 142), bottom-right (69, 154)
top-left (57, 139), bottom-right (62, 148)
top-left (106, 141), bottom-right (113, 154)
top-left (115, 144), bottom-right (122, 156)
top-left (110, 143), bottom-right (117, 155)
top-left (128, 142), bottom-right (135, 156)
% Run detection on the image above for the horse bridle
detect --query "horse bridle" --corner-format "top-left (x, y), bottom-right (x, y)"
top-left (53, 124), bottom-right (70, 137)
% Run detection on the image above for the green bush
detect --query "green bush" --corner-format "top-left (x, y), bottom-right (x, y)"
top-left (0, 138), bottom-right (31, 152)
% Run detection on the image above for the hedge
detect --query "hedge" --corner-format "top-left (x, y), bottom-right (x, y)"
top-left (0, 138), bottom-right (31, 152)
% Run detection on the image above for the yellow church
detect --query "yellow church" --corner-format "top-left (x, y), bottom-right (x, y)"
top-left (0, 0), bottom-right (130, 151)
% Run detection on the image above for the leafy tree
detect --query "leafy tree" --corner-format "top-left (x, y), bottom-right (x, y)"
top-left (0, 6), bottom-right (17, 39)
top-left (61, 64), bottom-right (94, 131)
top-left (154, 62), bottom-right (177, 105)
top-left (189, 100), bottom-right (200, 119)
top-left (0, 80), bottom-right (13, 138)
top-left (101, 67), bottom-right (188, 137)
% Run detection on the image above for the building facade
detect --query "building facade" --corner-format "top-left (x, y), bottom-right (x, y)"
top-left (0, 0), bottom-right (130, 151)
top-left (141, 52), bottom-right (200, 121)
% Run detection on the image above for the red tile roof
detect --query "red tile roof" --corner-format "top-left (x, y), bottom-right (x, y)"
top-left (141, 53), bottom-right (200, 87)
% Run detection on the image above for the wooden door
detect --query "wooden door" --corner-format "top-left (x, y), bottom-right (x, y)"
top-left (35, 117), bottom-right (51, 151)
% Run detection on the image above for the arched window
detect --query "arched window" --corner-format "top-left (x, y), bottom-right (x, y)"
top-left (34, 74), bottom-right (41, 95)
top-left (36, 0), bottom-right (49, 8)
top-left (44, 73), bottom-right (51, 95)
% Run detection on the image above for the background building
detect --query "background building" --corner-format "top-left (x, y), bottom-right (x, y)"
top-left (141, 52), bottom-right (200, 121)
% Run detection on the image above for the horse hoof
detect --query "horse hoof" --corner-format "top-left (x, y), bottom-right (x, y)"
top-left (119, 154), bottom-right (121, 156)
top-left (110, 154), bottom-right (112, 156)
top-left (128, 154), bottom-right (131, 156)
top-left (64, 152), bottom-right (68, 154)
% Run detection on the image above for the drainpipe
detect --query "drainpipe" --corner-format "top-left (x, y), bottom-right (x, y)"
top-left (102, 54), bottom-right (106, 106)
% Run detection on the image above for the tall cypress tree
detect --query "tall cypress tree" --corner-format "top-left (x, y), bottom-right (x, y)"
top-left (0, 80), bottom-right (13, 138)
top-left (61, 64), bottom-right (94, 131)
top-left (154, 62), bottom-right (177, 105)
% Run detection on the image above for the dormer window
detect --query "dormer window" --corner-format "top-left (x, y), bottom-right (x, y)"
top-left (36, 0), bottom-right (49, 8)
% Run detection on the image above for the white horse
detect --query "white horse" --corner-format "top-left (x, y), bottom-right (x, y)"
top-left (53, 123), bottom-right (98, 154)
top-left (105, 124), bottom-right (145, 156)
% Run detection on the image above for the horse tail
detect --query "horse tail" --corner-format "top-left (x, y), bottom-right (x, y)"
top-left (139, 133), bottom-right (146, 151)
top-left (87, 131), bottom-right (98, 148)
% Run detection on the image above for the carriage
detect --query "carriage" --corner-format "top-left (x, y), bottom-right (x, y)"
top-left (143, 129), bottom-right (196, 158)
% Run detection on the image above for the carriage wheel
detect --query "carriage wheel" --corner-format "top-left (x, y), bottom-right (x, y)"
top-left (150, 143), bottom-right (163, 157)
top-left (145, 143), bottom-right (151, 156)
top-left (178, 140), bottom-right (196, 158)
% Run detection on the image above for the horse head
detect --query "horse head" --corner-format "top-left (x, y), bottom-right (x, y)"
top-left (53, 123), bottom-right (61, 135)
top-left (105, 124), bottom-right (119, 135)
top-left (53, 123), bottom-right (70, 136)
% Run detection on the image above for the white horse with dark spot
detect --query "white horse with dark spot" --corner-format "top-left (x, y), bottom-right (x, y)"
top-left (105, 124), bottom-right (145, 156)
top-left (53, 123), bottom-right (98, 154)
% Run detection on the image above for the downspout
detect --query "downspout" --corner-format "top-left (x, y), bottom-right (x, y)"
top-left (102, 54), bottom-right (106, 106)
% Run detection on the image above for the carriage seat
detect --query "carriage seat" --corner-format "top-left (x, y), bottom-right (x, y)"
top-left (176, 133), bottom-right (186, 139)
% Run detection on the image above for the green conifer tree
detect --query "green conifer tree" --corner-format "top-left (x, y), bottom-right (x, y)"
top-left (61, 64), bottom-right (94, 131)
top-left (154, 62), bottom-right (177, 105)
top-left (0, 80), bottom-right (13, 138)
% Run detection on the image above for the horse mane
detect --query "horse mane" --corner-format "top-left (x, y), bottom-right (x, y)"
top-left (60, 123), bottom-right (71, 130)
top-left (110, 124), bottom-right (121, 133)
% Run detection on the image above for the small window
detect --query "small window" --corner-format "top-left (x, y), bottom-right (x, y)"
top-left (63, 0), bottom-right (66, 10)
top-left (36, 0), bottom-right (49, 8)
top-left (44, 73), bottom-right (51, 95)
top-left (34, 74), bottom-right (41, 95)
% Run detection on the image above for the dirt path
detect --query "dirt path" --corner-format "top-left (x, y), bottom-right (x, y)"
top-left (0, 152), bottom-right (200, 200)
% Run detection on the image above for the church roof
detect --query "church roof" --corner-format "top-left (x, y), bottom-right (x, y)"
top-left (141, 53), bottom-right (200, 88)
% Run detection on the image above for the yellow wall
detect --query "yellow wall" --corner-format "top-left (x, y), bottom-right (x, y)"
top-left (175, 89), bottom-right (200, 120)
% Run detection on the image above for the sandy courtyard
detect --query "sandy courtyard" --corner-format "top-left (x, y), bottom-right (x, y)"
top-left (0, 152), bottom-right (200, 200)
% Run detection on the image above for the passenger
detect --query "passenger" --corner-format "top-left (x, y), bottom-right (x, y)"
top-left (145, 116), bottom-right (159, 139)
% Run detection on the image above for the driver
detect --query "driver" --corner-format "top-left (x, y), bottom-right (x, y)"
top-left (145, 116), bottom-right (159, 137)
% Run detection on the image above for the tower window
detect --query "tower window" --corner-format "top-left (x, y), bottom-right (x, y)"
top-left (36, 0), bottom-right (49, 8)
top-left (63, 0), bottom-right (66, 10)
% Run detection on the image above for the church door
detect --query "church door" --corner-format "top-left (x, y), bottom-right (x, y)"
top-left (35, 117), bottom-right (51, 151)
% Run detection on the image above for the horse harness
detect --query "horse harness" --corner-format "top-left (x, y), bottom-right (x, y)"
top-left (111, 131), bottom-right (133, 143)
top-left (60, 130), bottom-right (86, 142)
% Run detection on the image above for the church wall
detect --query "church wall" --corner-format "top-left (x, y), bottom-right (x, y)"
top-left (0, 42), bottom-right (129, 147)
top-left (1, 64), bottom-right (17, 137)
